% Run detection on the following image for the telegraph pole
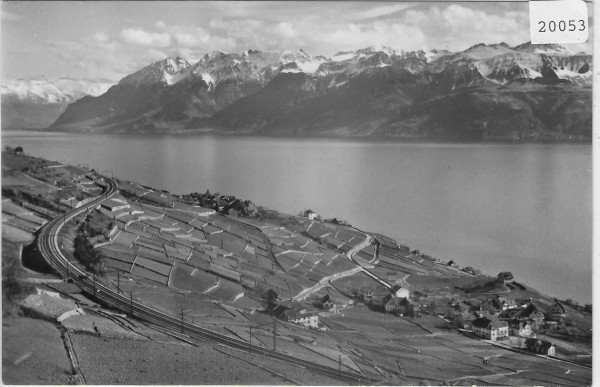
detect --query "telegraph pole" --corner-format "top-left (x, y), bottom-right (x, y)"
top-left (93, 272), bottom-right (96, 293)
top-left (180, 307), bottom-right (184, 333)
top-left (116, 269), bottom-right (120, 292)
top-left (249, 325), bottom-right (252, 354)
top-left (273, 317), bottom-right (276, 351)
top-left (338, 354), bottom-right (342, 377)
top-left (130, 291), bottom-right (133, 316)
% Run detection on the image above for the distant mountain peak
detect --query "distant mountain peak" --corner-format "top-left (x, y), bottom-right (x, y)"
top-left (118, 56), bottom-right (191, 87)
top-left (513, 41), bottom-right (571, 55)
top-left (279, 49), bottom-right (326, 74)
top-left (203, 50), bottom-right (226, 61)
top-left (1, 77), bottom-right (75, 104)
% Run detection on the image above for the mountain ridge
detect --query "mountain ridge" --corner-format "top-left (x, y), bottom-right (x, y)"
top-left (28, 42), bottom-right (594, 140)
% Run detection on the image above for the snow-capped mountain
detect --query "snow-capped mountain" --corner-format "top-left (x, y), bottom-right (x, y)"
top-left (119, 57), bottom-right (191, 87)
top-left (430, 42), bottom-right (591, 87)
top-left (1, 76), bottom-right (118, 129)
top-left (513, 42), bottom-right (573, 55)
top-left (48, 42), bottom-right (592, 140)
top-left (279, 49), bottom-right (328, 74)
top-left (1, 77), bottom-right (81, 129)
top-left (1, 76), bottom-right (76, 104)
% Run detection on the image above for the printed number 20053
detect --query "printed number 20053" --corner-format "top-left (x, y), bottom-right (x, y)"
top-left (538, 20), bottom-right (586, 32)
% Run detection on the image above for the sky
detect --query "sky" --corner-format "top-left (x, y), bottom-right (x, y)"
top-left (1, 1), bottom-right (594, 95)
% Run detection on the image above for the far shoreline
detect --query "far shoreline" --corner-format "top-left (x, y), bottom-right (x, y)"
top-left (1, 127), bottom-right (592, 145)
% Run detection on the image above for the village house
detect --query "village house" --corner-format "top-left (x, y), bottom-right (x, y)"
top-left (514, 301), bottom-right (546, 328)
top-left (384, 296), bottom-right (402, 313)
top-left (385, 297), bottom-right (419, 317)
top-left (303, 209), bottom-right (320, 220)
top-left (472, 316), bottom-right (509, 341)
top-left (479, 299), bottom-right (500, 315)
top-left (480, 296), bottom-right (518, 315)
top-left (361, 288), bottom-right (374, 303)
top-left (492, 296), bottom-right (517, 311)
top-left (547, 302), bottom-right (566, 321)
top-left (392, 285), bottom-right (410, 299)
top-left (525, 338), bottom-right (556, 356)
top-left (283, 309), bottom-right (319, 329)
top-left (510, 320), bottom-right (534, 337)
top-left (319, 294), bottom-right (338, 313)
top-left (361, 286), bottom-right (391, 305)
top-left (323, 299), bottom-right (336, 311)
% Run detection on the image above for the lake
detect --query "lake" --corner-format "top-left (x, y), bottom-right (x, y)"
top-left (2, 131), bottom-right (592, 304)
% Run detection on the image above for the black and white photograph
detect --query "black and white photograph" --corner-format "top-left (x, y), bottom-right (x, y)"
top-left (1, 1), bottom-right (593, 385)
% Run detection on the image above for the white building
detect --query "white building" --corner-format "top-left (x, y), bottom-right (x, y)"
top-left (394, 287), bottom-right (410, 299)
top-left (283, 309), bottom-right (319, 328)
top-left (472, 317), bottom-right (509, 341)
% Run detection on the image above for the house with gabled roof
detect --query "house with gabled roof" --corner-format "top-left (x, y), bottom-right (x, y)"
top-left (510, 320), bottom-right (534, 337)
top-left (472, 316), bottom-right (509, 341)
top-left (385, 296), bottom-right (419, 317)
top-left (514, 301), bottom-right (545, 328)
top-left (548, 301), bottom-right (566, 321)
top-left (525, 338), bottom-right (555, 356)
top-left (283, 309), bottom-right (319, 328)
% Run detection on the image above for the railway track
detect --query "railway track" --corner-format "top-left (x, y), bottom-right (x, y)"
top-left (36, 176), bottom-right (384, 385)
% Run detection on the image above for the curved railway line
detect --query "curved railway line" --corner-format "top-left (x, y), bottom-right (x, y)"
top-left (36, 176), bottom-right (384, 385)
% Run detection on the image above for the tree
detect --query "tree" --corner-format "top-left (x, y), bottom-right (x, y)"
top-left (14, 146), bottom-right (23, 154)
top-left (263, 288), bottom-right (279, 311)
top-left (74, 225), bottom-right (103, 274)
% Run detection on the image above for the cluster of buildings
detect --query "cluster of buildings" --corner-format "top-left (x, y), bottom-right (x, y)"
top-left (428, 294), bottom-right (567, 355)
top-left (270, 293), bottom-right (358, 329)
top-left (180, 190), bottom-right (257, 217)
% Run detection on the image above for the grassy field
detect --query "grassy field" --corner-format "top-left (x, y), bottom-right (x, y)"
top-left (69, 333), bottom-right (301, 385)
top-left (2, 315), bottom-right (73, 385)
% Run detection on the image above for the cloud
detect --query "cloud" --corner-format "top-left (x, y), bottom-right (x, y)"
top-left (53, 76), bottom-right (115, 97)
top-left (118, 28), bottom-right (171, 47)
top-left (316, 21), bottom-right (427, 53)
top-left (92, 32), bottom-right (110, 43)
top-left (394, 4), bottom-right (530, 51)
top-left (274, 22), bottom-right (298, 38)
top-left (145, 49), bottom-right (168, 61)
top-left (347, 3), bottom-right (414, 21)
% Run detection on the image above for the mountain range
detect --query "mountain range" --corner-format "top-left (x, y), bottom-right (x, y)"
top-left (6, 42), bottom-right (593, 140)
top-left (1, 76), bottom-right (112, 130)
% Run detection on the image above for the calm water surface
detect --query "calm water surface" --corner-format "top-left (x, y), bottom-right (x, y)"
top-left (3, 131), bottom-right (592, 304)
